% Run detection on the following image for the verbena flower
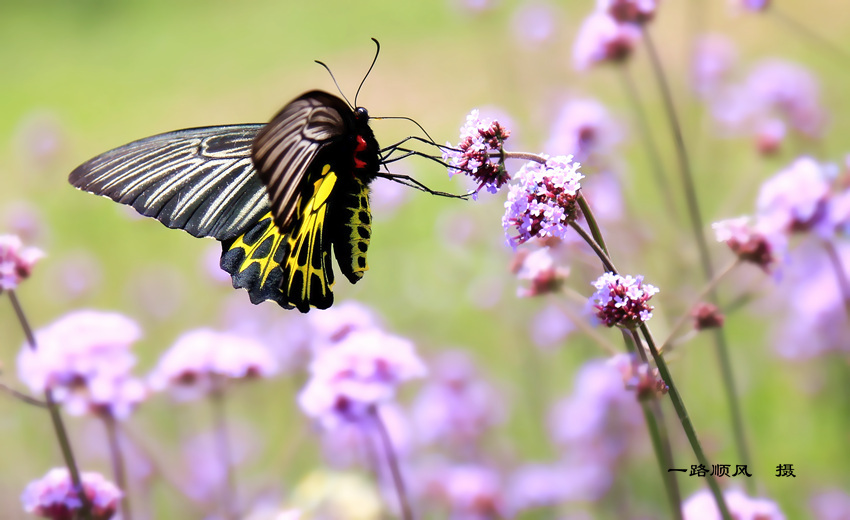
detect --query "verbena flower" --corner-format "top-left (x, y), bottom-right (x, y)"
top-left (17, 310), bottom-right (145, 419)
top-left (411, 351), bottom-right (504, 448)
top-left (308, 300), bottom-right (382, 350)
top-left (21, 468), bottom-right (122, 520)
top-left (746, 59), bottom-right (825, 138)
top-left (608, 353), bottom-right (667, 400)
top-left (442, 109), bottom-right (511, 195)
top-left (597, 0), bottom-right (657, 25)
top-left (590, 273), bottom-right (659, 329)
top-left (421, 464), bottom-right (505, 519)
top-left (756, 157), bottom-right (831, 234)
top-left (0, 234), bottom-right (44, 290)
top-left (149, 329), bottom-right (278, 400)
top-left (712, 216), bottom-right (786, 272)
top-left (512, 247), bottom-right (569, 297)
top-left (691, 302), bottom-right (725, 330)
top-left (682, 488), bottom-right (785, 519)
top-left (573, 12), bottom-right (641, 70)
top-left (544, 98), bottom-right (621, 163)
top-left (298, 329), bottom-right (426, 429)
top-left (502, 155), bottom-right (584, 248)
top-left (754, 118), bottom-right (786, 155)
top-left (692, 34), bottom-right (738, 99)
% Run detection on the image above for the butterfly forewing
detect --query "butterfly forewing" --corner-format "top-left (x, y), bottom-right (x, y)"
top-left (252, 91), bottom-right (352, 232)
top-left (69, 125), bottom-right (270, 240)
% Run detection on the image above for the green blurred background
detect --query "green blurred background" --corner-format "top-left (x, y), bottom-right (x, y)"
top-left (2, 0), bottom-right (850, 518)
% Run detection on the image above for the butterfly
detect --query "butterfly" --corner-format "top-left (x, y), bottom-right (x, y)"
top-left (69, 88), bottom-right (392, 313)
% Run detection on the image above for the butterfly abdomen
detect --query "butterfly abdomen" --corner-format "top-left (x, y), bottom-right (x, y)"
top-left (331, 178), bottom-right (372, 284)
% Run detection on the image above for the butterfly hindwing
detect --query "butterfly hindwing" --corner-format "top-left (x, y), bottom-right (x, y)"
top-left (69, 125), bottom-right (270, 240)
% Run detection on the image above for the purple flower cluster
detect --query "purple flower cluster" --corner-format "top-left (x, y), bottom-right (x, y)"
top-left (544, 98), bottom-right (622, 164)
top-left (21, 468), bottom-right (122, 520)
top-left (298, 328), bottom-right (426, 429)
top-left (756, 156), bottom-right (831, 233)
top-left (149, 328), bottom-right (278, 400)
top-left (0, 234), bottom-right (44, 291)
top-left (512, 247), bottom-right (568, 297)
top-left (17, 310), bottom-right (146, 419)
top-left (442, 109), bottom-right (511, 195)
top-left (608, 353), bottom-right (667, 399)
top-left (590, 273), bottom-right (659, 329)
top-left (502, 155), bottom-right (584, 248)
top-left (712, 216), bottom-right (786, 272)
top-left (573, 9), bottom-right (642, 71)
top-left (597, 0), bottom-right (657, 25)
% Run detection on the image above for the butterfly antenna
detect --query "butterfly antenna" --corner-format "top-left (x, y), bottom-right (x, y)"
top-left (354, 38), bottom-right (380, 108)
top-left (373, 115), bottom-right (439, 145)
top-left (315, 60), bottom-right (354, 109)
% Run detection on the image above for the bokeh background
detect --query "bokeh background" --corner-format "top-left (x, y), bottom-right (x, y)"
top-left (2, 0), bottom-right (850, 518)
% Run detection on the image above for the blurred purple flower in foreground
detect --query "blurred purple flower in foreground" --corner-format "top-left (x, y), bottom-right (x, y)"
top-left (17, 310), bottom-right (145, 419)
top-left (512, 247), bottom-right (568, 297)
top-left (692, 34), bottom-right (738, 99)
top-left (608, 352), bottom-right (667, 399)
top-left (149, 329), bottom-right (278, 400)
top-left (308, 300), bottom-right (382, 350)
top-left (0, 234), bottom-right (44, 290)
top-left (420, 464), bottom-right (505, 520)
top-left (810, 489), bottom-right (850, 520)
top-left (682, 488), bottom-right (784, 519)
top-left (21, 468), bottom-right (122, 520)
top-left (573, 12), bottom-right (640, 70)
top-left (443, 110), bottom-right (511, 195)
top-left (590, 272), bottom-right (659, 329)
top-left (746, 59), bottom-right (825, 138)
top-left (412, 351), bottom-right (504, 450)
top-left (502, 155), bottom-right (584, 248)
top-left (299, 329), bottom-right (426, 429)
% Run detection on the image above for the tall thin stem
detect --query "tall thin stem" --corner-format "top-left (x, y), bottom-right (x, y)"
top-left (371, 406), bottom-right (413, 520)
top-left (8, 290), bottom-right (93, 520)
top-left (639, 323), bottom-right (732, 520)
top-left (642, 28), bottom-right (753, 492)
top-left (103, 415), bottom-right (132, 520)
top-left (619, 65), bottom-right (678, 220)
top-left (210, 385), bottom-right (237, 520)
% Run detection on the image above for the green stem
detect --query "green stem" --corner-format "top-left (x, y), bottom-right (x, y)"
top-left (103, 415), bottom-right (132, 520)
top-left (8, 290), bottom-right (93, 520)
top-left (642, 28), bottom-right (753, 495)
top-left (640, 323), bottom-right (732, 520)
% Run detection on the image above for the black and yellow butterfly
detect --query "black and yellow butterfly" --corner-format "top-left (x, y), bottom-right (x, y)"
top-left (70, 90), bottom-right (389, 313)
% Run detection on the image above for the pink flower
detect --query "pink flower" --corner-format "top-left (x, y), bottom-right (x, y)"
top-left (756, 157), bottom-right (831, 234)
top-left (513, 248), bottom-right (569, 297)
top-left (712, 216), bottom-right (786, 272)
top-left (0, 234), bottom-right (44, 290)
top-left (590, 273), bottom-right (659, 329)
top-left (682, 488), bottom-right (785, 519)
top-left (692, 34), bottom-right (738, 98)
top-left (443, 110), bottom-right (512, 195)
top-left (149, 329), bottom-right (278, 400)
top-left (17, 310), bottom-right (144, 419)
top-left (21, 468), bottom-right (122, 520)
top-left (608, 353), bottom-right (667, 399)
top-left (298, 329), bottom-right (426, 429)
top-left (502, 155), bottom-right (584, 248)
top-left (308, 300), bottom-right (382, 350)
top-left (597, 0), bottom-right (657, 25)
top-left (421, 464), bottom-right (505, 519)
top-left (544, 99), bottom-right (622, 163)
top-left (746, 59), bottom-right (825, 138)
top-left (573, 12), bottom-right (641, 70)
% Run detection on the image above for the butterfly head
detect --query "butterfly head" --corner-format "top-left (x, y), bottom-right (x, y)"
top-left (354, 106), bottom-right (370, 123)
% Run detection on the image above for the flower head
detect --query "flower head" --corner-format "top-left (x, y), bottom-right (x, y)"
top-left (502, 155), bottom-right (584, 248)
top-left (17, 310), bottom-right (145, 419)
top-left (692, 34), bottom-right (738, 98)
top-left (598, 0), bottom-right (657, 25)
top-left (573, 12), bottom-right (641, 70)
top-left (0, 234), bottom-right (44, 290)
top-left (746, 59), bottom-right (824, 138)
top-left (590, 273), bottom-right (658, 329)
top-left (608, 353), bottom-right (667, 399)
top-left (21, 468), bottom-right (122, 520)
top-left (149, 329), bottom-right (278, 400)
top-left (545, 99), bottom-right (621, 163)
top-left (692, 302), bottom-right (725, 330)
top-left (443, 110), bottom-right (511, 196)
top-left (421, 465), bottom-right (505, 519)
top-left (712, 216), bottom-right (786, 271)
top-left (756, 157), bottom-right (831, 234)
top-left (298, 329), bottom-right (426, 429)
top-left (512, 247), bottom-right (568, 297)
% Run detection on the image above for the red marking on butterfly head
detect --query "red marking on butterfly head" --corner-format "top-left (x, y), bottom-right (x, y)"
top-left (353, 135), bottom-right (368, 169)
